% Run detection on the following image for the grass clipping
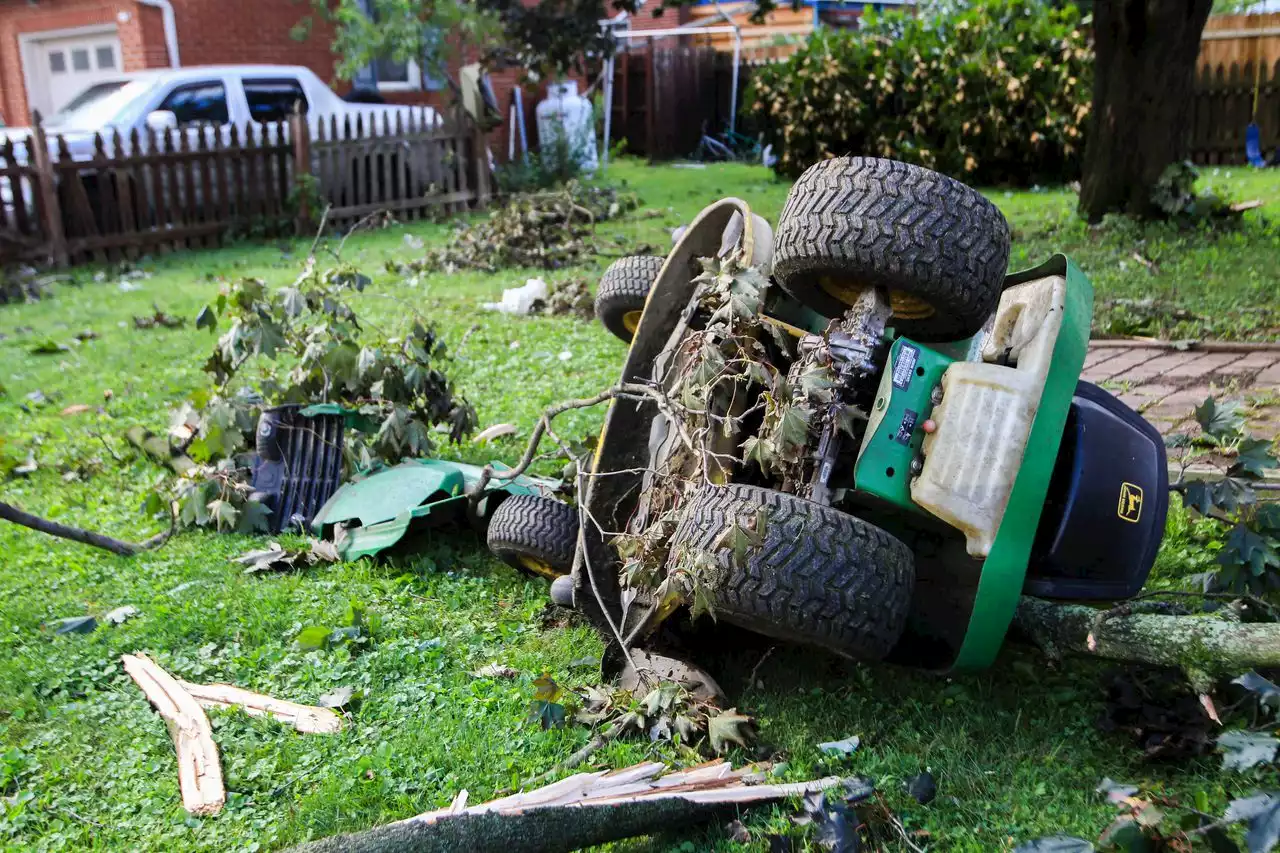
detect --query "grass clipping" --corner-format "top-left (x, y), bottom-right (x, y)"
top-left (393, 182), bottom-right (639, 274)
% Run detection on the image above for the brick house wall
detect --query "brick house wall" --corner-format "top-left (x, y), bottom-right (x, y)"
top-left (1, 0), bottom-right (686, 161)
top-left (0, 0), bottom-right (341, 125)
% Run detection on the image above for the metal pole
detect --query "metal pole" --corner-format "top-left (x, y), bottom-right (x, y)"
top-left (602, 55), bottom-right (616, 171)
top-left (730, 32), bottom-right (741, 135)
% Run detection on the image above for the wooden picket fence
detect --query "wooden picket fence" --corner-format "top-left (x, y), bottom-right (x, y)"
top-left (0, 107), bottom-right (489, 267)
top-left (1189, 60), bottom-right (1280, 165)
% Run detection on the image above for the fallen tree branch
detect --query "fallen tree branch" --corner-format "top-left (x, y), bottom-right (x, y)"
top-left (287, 760), bottom-right (841, 853)
top-left (177, 681), bottom-right (344, 734)
top-left (121, 654), bottom-right (225, 816)
top-left (1014, 596), bottom-right (1280, 688)
top-left (0, 500), bottom-right (173, 556)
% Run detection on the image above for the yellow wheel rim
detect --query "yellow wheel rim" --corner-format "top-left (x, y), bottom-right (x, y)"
top-left (622, 310), bottom-right (643, 334)
top-left (518, 555), bottom-right (562, 580)
top-left (818, 275), bottom-right (867, 305)
top-left (817, 276), bottom-right (935, 321)
top-left (889, 291), bottom-right (935, 320)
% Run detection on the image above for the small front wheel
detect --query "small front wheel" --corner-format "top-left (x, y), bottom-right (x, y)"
top-left (595, 255), bottom-right (665, 343)
top-left (486, 494), bottom-right (578, 580)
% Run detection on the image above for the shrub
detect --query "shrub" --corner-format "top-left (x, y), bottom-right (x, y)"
top-left (748, 0), bottom-right (1092, 185)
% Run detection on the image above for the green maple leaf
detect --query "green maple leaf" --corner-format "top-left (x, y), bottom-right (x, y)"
top-left (715, 518), bottom-right (763, 567)
top-left (641, 683), bottom-right (681, 716)
top-left (1217, 523), bottom-right (1280, 575)
top-left (357, 346), bottom-right (380, 379)
top-left (776, 404), bottom-right (812, 453)
top-left (1194, 397), bottom-right (1244, 441)
top-left (707, 707), bottom-right (756, 754)
top-left (1232, 437), bottom-right (1278, 479)
top-left (208, 499), bottom-right (240, 532)
top-left (741, 435), bottom-right (776, 470)
top-left (236, 500), bottom-right (273, 534)
top-left (195, 305), bottom-right (217, 331)
top-left (278, 286), bottom-right (306, 318)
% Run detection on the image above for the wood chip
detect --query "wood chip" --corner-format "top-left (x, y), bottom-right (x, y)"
top-left (1230, 199), bottom-right (1265, 212)
top-left (177, 681), bottom-right (344, 734)
top-left (121, 654), bottom-right (225, 816)
top-left (473, 423), bottom-right (518, 444)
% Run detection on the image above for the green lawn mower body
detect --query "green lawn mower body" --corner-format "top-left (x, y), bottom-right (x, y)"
top-left (310, 458), bottom-right (556, 561)
top-left (580, 158), bottom-right (1168, 671)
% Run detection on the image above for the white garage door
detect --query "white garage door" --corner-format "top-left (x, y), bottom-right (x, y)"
top-left (23, 28), bottom-right (122, 118)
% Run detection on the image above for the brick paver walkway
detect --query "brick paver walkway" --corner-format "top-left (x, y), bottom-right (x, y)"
top-left (1082, 344), bottom-right (1280, 441)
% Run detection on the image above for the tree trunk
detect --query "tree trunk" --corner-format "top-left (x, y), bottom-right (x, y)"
top-left (1078, 0), bottom-right (1214, 222)
top-left (1014, 597), bottom-right (1280, 689)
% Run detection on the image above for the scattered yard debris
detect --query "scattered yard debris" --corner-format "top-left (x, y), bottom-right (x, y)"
top-left (0, 499), bottom-right (173, 557)
top-left (231, 540), bottom-right (340, 574)
top-left (472, 663), bottom-right (520, 679)
top-left (393, 182), bottom-right (638, 274)
top-left (473, 423), bottom-right (518, 445)
top-left (316, 686), bottom-right (362, 710)
top-left (541, 278), bottom-right (594, 319)
top-left (132, 308), bottom-right (186, 330)
top-left (286, 759), bottom-right (842, 853)
top-left (0, 265), bottom-right (56, 304)
top-left (51, 615), bottom-right (98, 635)
top-left (103, 605), bottom-right (139, 625)
top-left (125, 425), bottom-right (195, 475)
top-left (1023, 769), bottom-right (1280, 850)
top-left (29, 337), bottom-right (69, 355)
top-left (176, 680), bottom-right (345, 734)
top-left (121, 653), bottom-right (350, 815)
top-left (121, 654), bottom-right (225, 816)
top-left (817, 736), bottom-right (861, 758)
top-left (483, 278), bottom-right (549, 315)
top-left (60, 404), bottom-right (93, 416)
top-left (908, 771), bottom-right (937, 805)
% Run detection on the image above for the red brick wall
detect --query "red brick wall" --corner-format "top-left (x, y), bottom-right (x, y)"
top-left (134, 4), bottom-right (170, 69)
top-left (0, 0), bottom-right (138, 124)
top-left (169, 0), bottom-right (341, 83)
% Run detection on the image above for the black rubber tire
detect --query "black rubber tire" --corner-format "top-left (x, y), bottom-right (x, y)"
top-left (772, 157), bottom-right (1011, 340)
top-left (487, 494), bottom-right (578, 579)
top-left (595, 255), bottom-right (665, 343)
top-left (667, 484), bottom-right (914, 661)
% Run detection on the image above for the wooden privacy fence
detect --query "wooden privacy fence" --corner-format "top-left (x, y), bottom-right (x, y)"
top-left (611, 45), bottom-right (747, 160)
top-left (1190, 60), bottom-right (1280, 165)
top-left (1200, 13), bottom-right (1280, 72)
top-left (0, 107), bottom-right (489, 268)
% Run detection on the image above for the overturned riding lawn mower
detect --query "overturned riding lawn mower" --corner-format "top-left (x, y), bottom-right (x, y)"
top-left (504, 156), bottom-right (1170, 672)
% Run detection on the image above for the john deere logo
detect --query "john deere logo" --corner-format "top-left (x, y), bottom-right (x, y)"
top-left (1117, 482), bottom-right (1144, 523)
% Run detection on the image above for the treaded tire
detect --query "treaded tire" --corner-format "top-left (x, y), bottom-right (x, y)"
top-left (772, 157), bottom-right (1011, 340)
top-left (596, 255), bottom-right (665, 342)
top-left (668, 484), bottom-right (914, 661)
top-left (487, 494), bottom-right (578, 579)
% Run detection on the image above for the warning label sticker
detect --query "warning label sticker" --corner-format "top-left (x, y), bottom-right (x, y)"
top-left (892, 343), bottom-right (920, 390)
top-left (895, 409), bottom-right (919, 445)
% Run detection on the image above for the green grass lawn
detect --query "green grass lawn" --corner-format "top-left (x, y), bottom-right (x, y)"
top-left (2, 160), bottom-right (1278, 852)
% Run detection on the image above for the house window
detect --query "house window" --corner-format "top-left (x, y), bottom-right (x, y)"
top-left (159, 82), bottom-right (229, 126)
top-left (243, 78), bottom-right (309, 123)
top-left (71, 49), bottom-right (90, 72)
top-left (375, 56), bottom-right (420, 91)
top-left (49, 51), bottom-right (66, 74)
top-left (96, 46), bottom-right (115, 70)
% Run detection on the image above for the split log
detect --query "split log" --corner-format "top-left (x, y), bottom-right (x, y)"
top-left (287, 760), bottom-right (840, 853)
top-left (1014, 597), bottom-right (1280, 687)
top-left (177, 681), bottom-right (344, 734)
top-left (0, 501), bottom-right (172, 556)
top-left (121, 654), bottom-right (225, 816)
